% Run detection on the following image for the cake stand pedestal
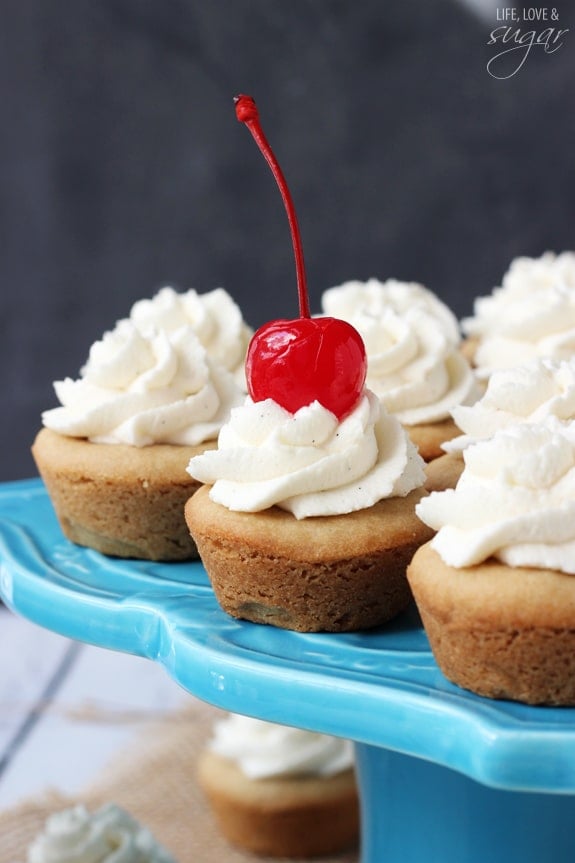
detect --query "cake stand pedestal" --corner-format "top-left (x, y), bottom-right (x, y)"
top-left (356, 747), bottom-right (575, 862)
top-left (2, 479), bottom-right (575, 863)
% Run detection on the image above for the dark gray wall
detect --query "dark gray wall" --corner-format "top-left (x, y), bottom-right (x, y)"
top-left (3, 1), bottom-right (575, 480)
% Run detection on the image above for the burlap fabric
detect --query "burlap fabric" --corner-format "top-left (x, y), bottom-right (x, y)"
top-left (0, 702), bottom-right (359, 863)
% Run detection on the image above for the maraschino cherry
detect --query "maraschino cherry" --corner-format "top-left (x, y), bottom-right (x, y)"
top-left (234, 93), bottom-right (367, 421)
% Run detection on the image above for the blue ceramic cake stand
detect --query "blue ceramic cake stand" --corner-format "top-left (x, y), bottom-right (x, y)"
top-left (2, 479), bottom-right (575, 862)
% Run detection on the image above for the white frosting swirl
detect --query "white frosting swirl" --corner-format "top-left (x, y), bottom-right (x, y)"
top-left (208, 714), bottom-right (354, 779)
top-left (130, 286), bottom-right (252, 388)
top-left (321, 279), bottom-right (478, 424)
top-left (42, 320), bottom-right (244, 446)
top-left (187, 390), bottom-right (425, 518)
top-left (462, 252), bottom-right (575, 379)
top-left (416, 421), bottom-right (575, 573)
top-left (445, 358), bottom-right (575, 452)
top-left (26, 804), bottom-right (175, 863)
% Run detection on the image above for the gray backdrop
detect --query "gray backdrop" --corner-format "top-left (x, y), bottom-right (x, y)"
top-left (2, 0), bottom-right (574, 480)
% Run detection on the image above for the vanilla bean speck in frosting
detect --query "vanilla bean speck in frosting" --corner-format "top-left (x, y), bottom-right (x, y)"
top-left (41, 319), bottom-right (244, 446)
top-left (462, 251), bottom-right (575, 379)
top-left (417, 420), bottom-right (575, 573)
top-left (321, 278), bottom-right (478, 425)
top-left (25, 804), bottom-right (176, 863)
top-left (187, 390), bottom-right (425, 518)
top-left (208, 713), bottom-right (354, 779)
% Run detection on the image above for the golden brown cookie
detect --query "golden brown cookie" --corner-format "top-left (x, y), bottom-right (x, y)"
top-left (185, 484), bottom-right (434, 632)
top-left (197, 748), bottom-right (359, 858)
top-left (407, 542), bottom-right (575, 705)
top-left (32, 427), bottom-right (215, 561)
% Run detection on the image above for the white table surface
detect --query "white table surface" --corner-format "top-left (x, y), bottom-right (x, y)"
top-left (0, 603), bottom-right (196, 811)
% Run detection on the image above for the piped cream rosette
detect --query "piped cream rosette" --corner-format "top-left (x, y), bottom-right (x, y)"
top-left (129, 286), bottom-right (252, 389)
top-left (208, 713), bottom-right (354, 780)
top-left (417, 419), bottom-right (575, 573)
top-left (321, 278), bottom-right (478, 425)
top-left (445, 357), bottom-right (575, 452)
top-left (462, 252), bottom-right (575, 380)
top-left (42, 319), bottom-right (244, 447)
top-left (187, 390), bottom-right (425, 519)
top-left (26, 803), bottom-right (176, 863)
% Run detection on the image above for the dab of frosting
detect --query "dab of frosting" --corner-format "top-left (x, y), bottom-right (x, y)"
top-left (42, 319), bottom-right (244, 446)
top-left (445, 357), bottom-right (575, 452)
top-left (321, 278), bottom-right (478, 425)
top-left (187, 390), bottom-right (425, 518)
top-left (129, 286), bottom-right (252, 388)
top-left (416, 421), bottom-right (575, 573)
top-left (25, 803), bottom-right (176, 863)
top-left (208, 713), bottom-right (354, 779)
top-left (461, 252), bottom-right (575, 379)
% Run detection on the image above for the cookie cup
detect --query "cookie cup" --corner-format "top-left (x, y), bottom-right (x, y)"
top-left (185, 484), bottom-right (433, 632)
top-left (197, 748), bottom-right (359, 858)
top-left (407, 542), bottom-right (575, 705)
top-left (33, 427), bottom-right (215, 561)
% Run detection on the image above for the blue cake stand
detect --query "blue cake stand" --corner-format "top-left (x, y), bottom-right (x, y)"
top-left (2, 479), bottom-right (575, 862)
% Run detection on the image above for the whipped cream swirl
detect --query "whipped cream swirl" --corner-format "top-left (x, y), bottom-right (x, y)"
top-left (462, 252), bottom-right (575, 379)
top-left (209, 714), bottom-right (354, 779)
top-left (26, 804), bottom-right (176, 863)
top-left (187, 390), bottom-right (425, 518)
top-left (321, 278), bottom-right (478, 424)
top-left (417, 421), bottom-right (575, 573)
top-left (130, 286), bottom-right (252, 388)
top-left (445, 358), bottom-right (575, 452)
top-left (42, 319), bottom-right (243, 446)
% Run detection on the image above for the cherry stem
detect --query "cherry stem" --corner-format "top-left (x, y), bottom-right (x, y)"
top-left (234, 94), bottom-right (310, 319)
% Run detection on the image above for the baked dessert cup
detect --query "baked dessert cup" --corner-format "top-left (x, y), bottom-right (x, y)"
top-left (33, 427), bottom-right (214, 561)
top-left (198, 749), bottom-right (359, 858)
top-left (410, 421), bottom-right (575, 705)
top-left (199, 711), bottom-right (358, 858)
top-left (185, 483), bottom-right (433, 632)
top-left (188, 98), bottom-right (433, 632)
top-left (34, 314), bottom-right (244, 561)
top-left (408, 542), bottom-right (575, 705)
